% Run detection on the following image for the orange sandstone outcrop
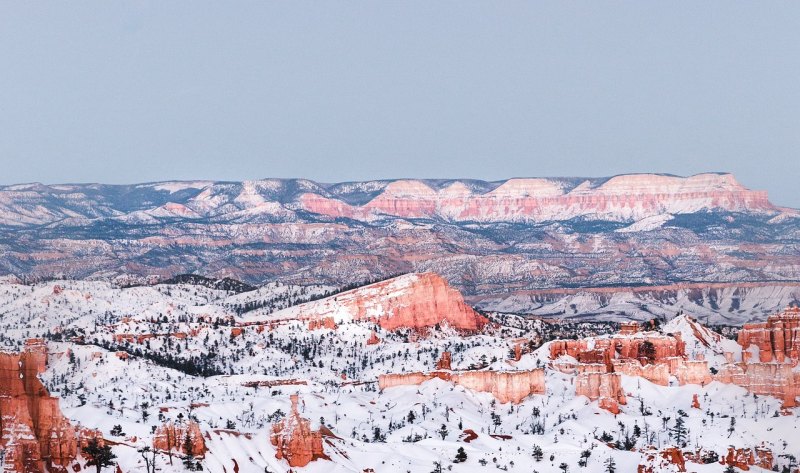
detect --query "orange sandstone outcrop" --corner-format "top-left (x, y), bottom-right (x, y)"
top-left (365, 331), bottom-right (380, 345)
top-left (620, 322), bottom-right (640, 335)
top-left (153, 421), bottom-right (207, 457)
top-left (435, 351), bottom-right (452, 370)
top-left (308, 317), bottom-right (337, 330)
top-left (737, 306), bottom-right (800, 363)
top-left (270, 395), bottom-right (329, 467)
top-left (715, 361), bottom-right (799, 408)
top-left (0, 341), bottom-right (78, 473)
top-left (378, 369), bottom-right (546, 404)
top-left (549, 333), bottom-right (686, 366)
top-left (691, 394), bottom-right (700, 409)
top-left (575, 372), bottom-right (627, 414)
top-left (720, 446), bottom-right (774, 471)
top-left (252, 273), bottom-right (489, 333)
top-left (638, 447), bottom-right (686, 473)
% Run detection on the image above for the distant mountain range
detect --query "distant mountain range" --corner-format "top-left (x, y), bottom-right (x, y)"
top-left (1, 173), bottom-right (798, 321)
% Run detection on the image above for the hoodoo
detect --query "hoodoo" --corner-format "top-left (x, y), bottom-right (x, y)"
top-left (270, 395), bottom-right (329, 467)
top-left (0, 341), bottom-right (78, 473)
top-left (737, 306), bottom-right (800, 363)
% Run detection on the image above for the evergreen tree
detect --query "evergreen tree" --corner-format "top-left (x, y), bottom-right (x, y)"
top-left (532, 444), bottom-right (543, 462)
top-left (454, 447), bottom-right (467, 463)
top-left (604, 457), bottom-right (616, 473)
top-left (83, 438), bottom-right (117, 473)
top-left (671, 417), bottom-right (688, 446)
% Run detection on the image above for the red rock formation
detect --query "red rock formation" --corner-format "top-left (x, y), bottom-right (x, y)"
top-left (300, 174), bottom-right (774, 223)
top-left (365, 331), bottom-right (380, 345)
top-left (270, 395), bottom-right (329, 467)
top-left (259, 273), bottom-right (489, 333)
top-left (638, 447), bottom-right (686, 473)
top-left (575, 372), bottom-right (627, 414)
top-left (720, 446), bottom-right (774, 471)
top-left (230, 327), bottom-right (244, 338)
top-left (552, 332), bottom-right (711, 388)
top-left (308, 317), bottom-right (337, 330)
top-left (612, 359), bottom-right (670, 386)
top-left (620, 322), bottom-right (640, 335)
top-left (378, 369), bottom-right (545, 404)
top-left (0, 341), bottom-right (78, 473)
top-left (737, 306), bottom-right (800, 363)
top-left (453, 370), bottom-right (546, 404)
top-left (672, 360), bottom-right (712, 386)
top-left (715, 362), bottom-right (798, 408)
top-left (153, 421), bottom-right (207, 457)
top-left (691, 394), bottom-right (700, 409)
top-left (435, 351), bottom-right (452, 370)
top-left (550, 334), bottom-right (685, 366)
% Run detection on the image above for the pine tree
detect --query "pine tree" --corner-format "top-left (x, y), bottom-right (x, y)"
top-left (532, 444), bottom-right (543, 462)
top-left (671, 417), bottom-right (688, 446)
top-left (454, 447), bottom-right (467, 463)
top-left (83, 438), bottom-right (117, 473)
top-left (604, 457), bottom-right (616, 473)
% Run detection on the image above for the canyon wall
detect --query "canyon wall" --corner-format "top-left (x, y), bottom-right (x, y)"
top-left (152, 421), bottom-right (207, 457)
top-left (575, 372), bottom-right (627, 414)
top-left (378, 369), bottom-right (546, 404)
top-left (737, 306), bottom-right (800, 363)
top-left (253, 273), bottom-right (489, 333)
top-left (0, 341), bottom-right (77, 473)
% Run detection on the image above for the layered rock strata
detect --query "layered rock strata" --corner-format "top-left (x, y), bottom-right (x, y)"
top-left (245, 273), bottom-right (489, 333)
top-left (152, 421), bottom-right (207, 457)
top-left (0, 341), bottom-right (77, 473)
top-left (378, 369), bottom-right (546, 404)
top-left (575, 372), bottom-right (627, 414)
top-left (737, 306), bottom-right (800, 363)
top-left (270, 395), bottom-right (329, 467)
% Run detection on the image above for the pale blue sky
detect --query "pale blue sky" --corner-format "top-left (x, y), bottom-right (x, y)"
top-left (1, 2), bottom-right (798, 207)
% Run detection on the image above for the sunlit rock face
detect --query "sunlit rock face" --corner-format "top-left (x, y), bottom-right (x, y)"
top-left (269, 395), bottom-right (329, 467)
top-left (0, 340), bottom-right (77, 473)
top-left (637, 447), bottom-right (686, 473)
top-left (378, 369), bottom-right (546, 404)
top-left (549, 333), bottom-right (686, 368)
top-left (575, 372), bottom-right (627, 414)
top-left (720, 446), bottom-right (774, 471)
top-left (300, 174), bottom-right (774, 222)
top-left (715, 362), bottom-right (799, 408)
top-left (737, 306), bottom-right (800, 363)
top-left (153, 421), bottom-right (207, 457)
top-left (245, 273), bottom-right (489, 333)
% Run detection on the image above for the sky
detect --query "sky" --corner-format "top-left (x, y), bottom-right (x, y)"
top-left (0, 2), bottom-right (799, 207)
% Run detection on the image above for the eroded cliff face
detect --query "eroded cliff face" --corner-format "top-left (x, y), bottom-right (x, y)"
top-left (738, 306), bottom-right (800, 363)
top-left (300, 174), bottom-right (774, 223)
top-left (249, 273), bottom-right (489, 333)
top-left (378, 369), bottom-right (546, 404)
top-left (0, 341), bottom-right (77, 473)
top-left (549, 333), bottom-right (686, 367)
top-left (574, 372), bottom-right (627, 414)
top-left (717, 307), bottom-right (800, 409)
top-left (716, 361), bottom-right (799, 409)
top-left (269, 395), bottom-right (328, 467)
top-left (152, 421), bottom-right (207, 458)
top-left (720, 446), bottom-right (774, 471)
